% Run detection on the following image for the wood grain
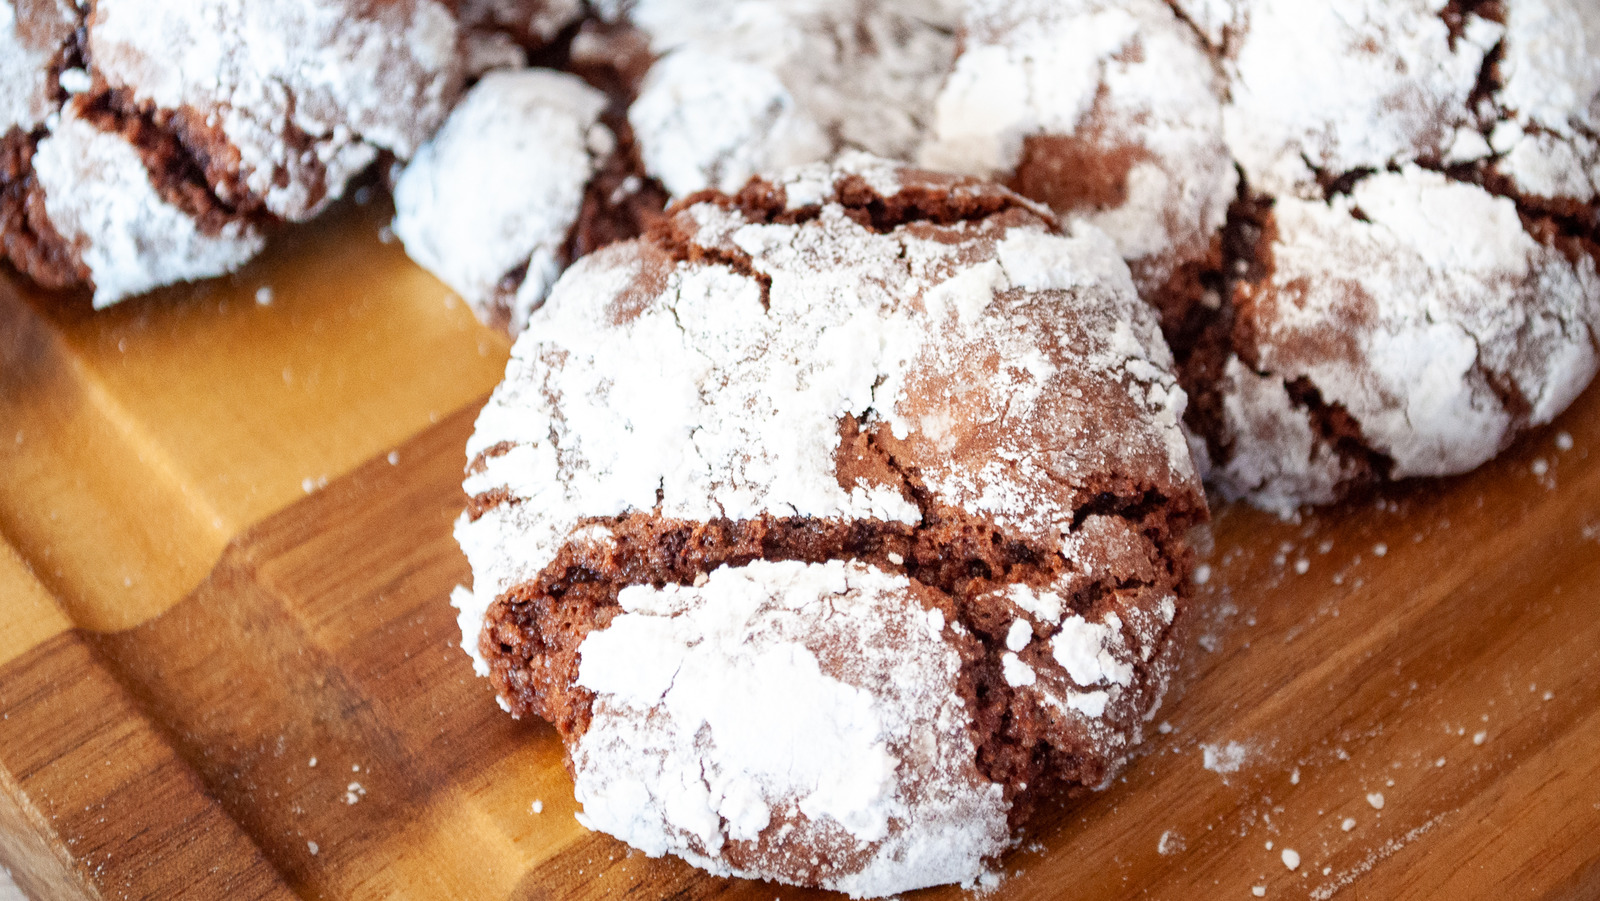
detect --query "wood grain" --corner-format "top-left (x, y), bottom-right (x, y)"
top-left (1, 202), bottom-right (1597, 900)
top-left (0, 200), bottom-right (510, 634)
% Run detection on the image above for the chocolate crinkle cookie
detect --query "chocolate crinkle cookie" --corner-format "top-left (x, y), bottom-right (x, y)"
top-left (0, 0), bottom-right (466, 307)
top-left (452, 155), bottom-right (1206, 896)
top-left (928, 0), bottom-right (1600, 512)
top-left (610, 0), bottom-right (958, 198)
top-left (392, 68), bottom-right (616, 335)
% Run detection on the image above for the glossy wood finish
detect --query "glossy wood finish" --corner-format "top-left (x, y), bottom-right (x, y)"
top-left (0, 205), bottom-right (1596, 900)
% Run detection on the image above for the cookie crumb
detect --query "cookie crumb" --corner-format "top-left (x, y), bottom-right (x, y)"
top-left (1203, 741), bottom-right (1251, 774)
top-left (1158, 830), bottom-right (1185, 855)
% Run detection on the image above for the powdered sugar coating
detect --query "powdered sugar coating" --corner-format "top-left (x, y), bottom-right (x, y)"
top-left (454, 156), bottom-right (1202, 892)
top-left (393, 69), bottom-right (611, 335)
top-left (622, 0), bottom-right (956, 196)
top-left (571, 558), bottom-right (1009, 898)
top-left (1211, 357), bottom-right (1355, 510)
top-left (30, 109), bottom-right (265, 308)
top-left (451, 0), bottom-right (583, 46)
top-left (921, 0), bottom-right (1236, 296)
top-left (1, 0), bottom-right (76, 135)
top-left (1217, 167), bottom-right (1600, 509)
top-left (1483, 0), bottom-right (1600, 204)
top-left (1222, 0), bottom-right (1498, 199)
top-left (455, 155), bottom-right (1196, 608)
top-left (87, 0), bottom-right (463, 221)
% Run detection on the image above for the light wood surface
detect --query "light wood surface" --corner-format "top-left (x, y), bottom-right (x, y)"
top-left (0, 203), bottom-right (1597, 900)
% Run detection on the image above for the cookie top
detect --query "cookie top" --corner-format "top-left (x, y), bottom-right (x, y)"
top-left (449, 0), bottom-right (583, 49)
top-left (570, 558), bottom-right (1010, 898)
top-left (620, 0), bottom-right (956, 197)
top-left (1, 0), bottom-right (76, 136)
top-left (456, 152), bottom-right (1199, 607)
top-left (921, 0), bottom-right (1236, 304)
top-left (1221, 0), bottom-right (1500, 199)
top-left (1213, 166), bottom-right (1600, 507)
top-left (454, 155), bottom-right (1203, 895)
top-left (86, 0), bottom-right (464, 221)
top-left (393, 68), bottom-right (613, 334)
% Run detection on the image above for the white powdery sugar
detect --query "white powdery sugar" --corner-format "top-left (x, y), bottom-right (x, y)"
top-left (1050, 613), bottom-right (1135, 688)
top-left (624, 0), bottom-right (956, 196)
top-left (0, 0), bottom-right (76, 134)
top-left (393, 68), bottom-right (610, 335)
top-left (1212, 356), bottom-right (1360, 513)
top-left (921, 0), bottom-right (1236, 292)
top-left (1488, 0), bottom-right (1600, 203)
top-left (1200, 740), bottom-right (1251, 774)
top-left (453, 0), bottom-right (583, 45)
top-left (1222, 0), bottom-right (1496, 198)
top-left (87, 0), bottom-right (462, 221)
top-left (455, 156), bottom-right (1194, 611)
top-left (986, 581), bottom-right (1166, 741)
top-left (1235, 166), bottom-right (1600, 483)
top-left (31, 110), bottom-right (266, 308)
top-left (570, 559), bottom-right (1010, 899)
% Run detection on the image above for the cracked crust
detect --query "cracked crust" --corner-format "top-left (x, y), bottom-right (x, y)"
top-left (392, 68), bottom-right (614, 335)
top-left (921, 0), bottom-right (1237, 329)
top-left (84, 0), bottom-right (464, 224)
top-left (452, 155), bottom-right (1204, 895)
top-left (2, 0), bottom-right (468, 305)
top-left (1087, 0), bottom-right (1600, 511)
top-left (619, 0), bottom-right (958, 197)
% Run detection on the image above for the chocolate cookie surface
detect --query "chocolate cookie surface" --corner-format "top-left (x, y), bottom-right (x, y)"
top-left (452, 155), bottom-right (1205, 895)
top-left (1, 0), bottom-right (468, 306)
top-left (929, 0), bottom-right (1600, 511)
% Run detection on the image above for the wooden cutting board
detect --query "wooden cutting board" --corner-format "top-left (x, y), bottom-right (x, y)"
top-left (1, 201), bottom-right (1597, 901)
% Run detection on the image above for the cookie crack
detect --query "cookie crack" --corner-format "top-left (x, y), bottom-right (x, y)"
top-left (75, 83), bottom-right (274, 233)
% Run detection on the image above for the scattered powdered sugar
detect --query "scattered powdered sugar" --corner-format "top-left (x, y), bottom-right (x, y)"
top-left (921, 0), bottom-right (1236, 294)
top-left (87, 0), bottom-right (463, 221)
top-left (30, 109), bottom-right (266, 308)
top-left (623, 0), bottom-right (957, 196)
top-left (1201, 739), bottom-right (1252, 775)
top-left (393, 68), bottom-right (611, 334)
top-left (1222, 0), bottom-right (1497, 198)
top-left (0, 0), bottom-right (76, 134)
top-left (570, 558), bottom-right (1009, 898)
top-left (1226, 166), bottom-right (1600, 486)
